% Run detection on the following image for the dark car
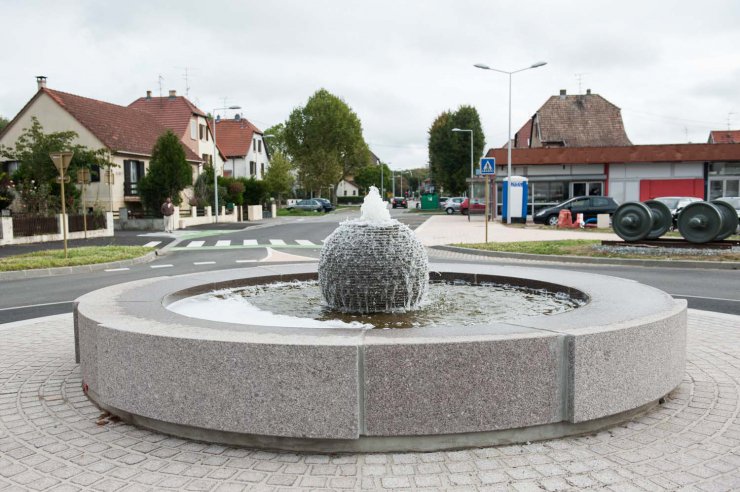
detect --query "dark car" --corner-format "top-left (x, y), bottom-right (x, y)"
top-left (286, 199), bottom-right (323, 212)
top-left (315, 198), bottom-right (334, 212)
top-left (534, 196), bottom-right (619, 226)
top-left (391, 197), bottom-right (408, 209)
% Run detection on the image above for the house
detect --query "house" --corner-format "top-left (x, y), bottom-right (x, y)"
top-left (708, 130), bottom-right (740, 144)
top-left (337, 179), bottom-right (359, 197)
top-left (208, 117), bottom-right (270, 179)
top-left (484, 90), bottom-right (740, 215)
top-left (0, 77), bottom-right (204, 212)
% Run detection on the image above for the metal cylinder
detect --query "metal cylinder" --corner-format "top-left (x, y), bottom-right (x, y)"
top-left (677, 202), bottom-right (722, 243)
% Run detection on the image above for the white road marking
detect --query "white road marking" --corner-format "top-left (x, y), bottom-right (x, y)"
top-left (193, 261), bottom-right (216, 265)
top-left (243, 239), bottom-right (258, 246)
top-left (142, 241), bottom-right (161, 248)
top-left (269, 239), bottom-right (286, 246)
top-left (295, 240), bottom-right (315, 246)
top-left (150, 264), bottom-right (173, 269)
top-left (186, 241), bottom-right (205, 248)
top-left (104, 268), bottom-right (130, 272)
top-left (0, 300), bottom-right (73, 312)
top-left (215, 240), bottom-right (231, 247)
top-left (670, 294), bottom-right (740, 302)
top-left (235, 259), bottom-right (257, 263)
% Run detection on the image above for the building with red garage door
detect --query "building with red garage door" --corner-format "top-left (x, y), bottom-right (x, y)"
top-left (483, 89), bottom-right (740, 215)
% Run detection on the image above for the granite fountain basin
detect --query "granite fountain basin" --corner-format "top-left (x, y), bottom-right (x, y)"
top-left (74, 262), bottom-right (686, 452)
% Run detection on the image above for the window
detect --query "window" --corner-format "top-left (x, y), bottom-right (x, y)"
top-left (260, 163), bottom-right (265, 177)
top-left (258, 140), bottom-right (262, 153)
top-left (123, 159), bottom-right (145, 195)
top-left (253, 140), bottom-right (256, 152)
top-left (2, 161), bottom-right (19, 175)
top-left (190, 120), bottom-right (197, 140)
top-left (199, 124), bottom-right (206, 140)
top-left (90, 164), bottom-right (101, 183)
top-left (591, 197), bottom-right (609, 207)
top-left (250, 161), bottom-right (256, 176)
top-left (352, 190), bottom-right (357, 196)
top-left (344, 190), bottom-right (348, 196)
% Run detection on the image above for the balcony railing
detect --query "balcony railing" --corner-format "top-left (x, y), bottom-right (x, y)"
top-left (123, 181), bottom-right (139, 196)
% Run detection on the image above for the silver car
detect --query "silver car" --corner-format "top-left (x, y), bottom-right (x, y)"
top-left (443, 197), bottom-right (465, 214)
top-left (287, 199), bottom-right (323, 212)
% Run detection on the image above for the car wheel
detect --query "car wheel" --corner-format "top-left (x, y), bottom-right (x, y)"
top-left (446, 207), bottom-right (454, 215)
top-left (546, 215), bottom-right (559, 226)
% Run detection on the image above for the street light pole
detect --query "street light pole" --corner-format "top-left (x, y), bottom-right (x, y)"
top-left (475, 61), bottom-right (546, 224)
top-left (212, 105), bottom-right (241, 222)
top-left (451, 128), bottom-right (474, 211)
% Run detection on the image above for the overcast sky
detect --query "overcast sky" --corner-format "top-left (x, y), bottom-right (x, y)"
top-left (2, 0), bottom-right (738, 170)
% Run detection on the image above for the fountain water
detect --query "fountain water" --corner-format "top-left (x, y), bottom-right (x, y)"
top-left (319, 186), bottom-right (428, 313)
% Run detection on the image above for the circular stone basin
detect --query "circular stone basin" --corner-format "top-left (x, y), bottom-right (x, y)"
top-left (167, 281), bottom-right (586, 329)
top-left (74, 263), bottom-right (686, 453)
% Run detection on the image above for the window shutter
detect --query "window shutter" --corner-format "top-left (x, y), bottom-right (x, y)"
top-left (124, 160), bottom-right (131, 182)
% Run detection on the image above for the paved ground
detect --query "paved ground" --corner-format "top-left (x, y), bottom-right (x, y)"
top-left (1, 310), bottom-right (739, 491)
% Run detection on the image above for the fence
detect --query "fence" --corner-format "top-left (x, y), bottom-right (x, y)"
top-left (11, 214), bottom-right (58, 237)
top-left (68, 214), bottom-right (107, 233)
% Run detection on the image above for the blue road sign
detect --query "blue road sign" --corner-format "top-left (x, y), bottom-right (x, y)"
top-left (480, 157), bottom-right (496, 175)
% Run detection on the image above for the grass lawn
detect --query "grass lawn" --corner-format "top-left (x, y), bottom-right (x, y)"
top-left (454, 239), bottom-right (740, 262)
top-left (0, 246), bottom-right (153, 271)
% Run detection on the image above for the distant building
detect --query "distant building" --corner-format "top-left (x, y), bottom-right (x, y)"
top-left (208, 117), bottom-right (270, 179)
top-left (485, 90), bottom-right (740, 214)
top-left (337, 179), bottom-right (359, 197)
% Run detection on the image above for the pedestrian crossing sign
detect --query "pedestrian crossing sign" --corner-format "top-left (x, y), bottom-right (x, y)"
top-left (480, 157), bottom-right (496, 175)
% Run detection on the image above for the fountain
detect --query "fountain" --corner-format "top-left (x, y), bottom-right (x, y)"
top-left (74, 189), bottom-right (686, 452)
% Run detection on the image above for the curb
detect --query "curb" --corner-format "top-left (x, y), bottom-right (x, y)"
top-left (0, 251), bottom-right (157, 281)
top-left (432, 245), bottom-right (740, 270)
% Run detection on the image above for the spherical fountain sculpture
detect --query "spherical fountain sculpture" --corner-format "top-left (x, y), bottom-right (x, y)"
top-left (319, 187), bottom-right (428, 313)
top-left (74, 189), bottom-right (687, 453)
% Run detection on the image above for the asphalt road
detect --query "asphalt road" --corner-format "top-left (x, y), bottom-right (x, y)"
top-left (1, 207), bottom-right (738, 323)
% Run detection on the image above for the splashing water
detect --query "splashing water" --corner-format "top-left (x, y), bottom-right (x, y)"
top-left (318, 186), bottom-right (429, 314)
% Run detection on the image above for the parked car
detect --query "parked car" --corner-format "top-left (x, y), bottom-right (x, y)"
top-left (652, 196), bottom-right (702, 228)
top-left (534, 196), bottom-right (619, 226)
top-left (438, 196), bottom-right (450, 209)
top-left (716, 197), bottom-right (740, 232)
top-left (443, 197), bottom-right (465, 214)
top-left (314, 198), bottom-right (334, 212)
top-left (460, 197), bottom-right (486, 215)
top-left (391, 197), bottom-right (408, 209)
top-left (286, 199), bottom-right (324, 212)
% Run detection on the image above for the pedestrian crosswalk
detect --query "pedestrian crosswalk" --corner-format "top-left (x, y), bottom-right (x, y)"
top-left (171, 239), bottom-right (324, 250)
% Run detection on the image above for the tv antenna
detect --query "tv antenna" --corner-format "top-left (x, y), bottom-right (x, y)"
top-left (575, 73), bottom-right (588, 94)
top-left (157, 74), bottom-right (164, 98)
top-left (176, 66), bottom-right (196, 98)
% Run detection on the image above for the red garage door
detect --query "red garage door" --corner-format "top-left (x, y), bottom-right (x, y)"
top-left (639, 179), bottom-right (704, 201)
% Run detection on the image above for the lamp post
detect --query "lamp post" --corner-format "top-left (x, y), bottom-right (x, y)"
top-left (475, 61), bottom-right (547, 224)
top-left (212, 105), bottom-right (241, 222)
top-left (451, 128), bottom-right (474, 210)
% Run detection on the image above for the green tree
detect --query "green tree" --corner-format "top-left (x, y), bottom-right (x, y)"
top-left (284, 89), bottom-right (371, 202)
top-left (353, 162), bottom-right (391, 195)
top-left (263, 151), bottom-right (294, 205)
top-left (240, 177), bottom-right (269, 205)
top-left (0, 115), bottom-right (9, 132)
top-left (138, 130), bottom-right (192, 214)
top-left (427, 105), bottom-right (486, 195)
top-left (263, 123), bottom-right (288, 156)
top-left (0, 117), bottom-right (110, 214)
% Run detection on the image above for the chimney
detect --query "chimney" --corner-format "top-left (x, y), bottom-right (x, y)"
top-left (586, 88), bottom-right (591, 95)
top-left (146, 90), bottom-right (152, 99)
top-left (36, 76), bottom-right (47, 90)
top-left (168, 90), bottom-right (177, 98)
top-left (559, 89), bottom-right (566, 99)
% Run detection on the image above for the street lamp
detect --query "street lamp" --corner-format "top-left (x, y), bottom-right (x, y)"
top-left (451, 128), bottom-right (474, 209)
top-left (212, 105), bottom-right (241, 222)
top-left (475, 61), bottom-right (547, 224)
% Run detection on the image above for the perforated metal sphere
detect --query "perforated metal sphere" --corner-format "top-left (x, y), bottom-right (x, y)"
top-left (319, 220), bottom-right (429, 314)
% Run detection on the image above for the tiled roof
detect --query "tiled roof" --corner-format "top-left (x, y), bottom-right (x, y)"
top-left (486, 143), bottom-right (740, 165)
top-left (512, 118), bottom-right (533, 148)
top-left (128, 96), bottom-right (207, 140)
top-left (39, 89), bottom-right (200, 161)
top-left (534, 93), bottom-right (632, 147)
top-left (211, 119), bottom-right (263, 158)
top-left (708, 130), bottom-right (740, 144)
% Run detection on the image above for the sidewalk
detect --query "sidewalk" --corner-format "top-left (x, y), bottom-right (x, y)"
top-left (414, 214), bottom-right (621, 246)
top-left (1, 310), bottom-right (738, 491)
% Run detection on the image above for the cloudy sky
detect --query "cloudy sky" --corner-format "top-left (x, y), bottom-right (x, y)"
top-left (2, 0), bottom-right (738, 169)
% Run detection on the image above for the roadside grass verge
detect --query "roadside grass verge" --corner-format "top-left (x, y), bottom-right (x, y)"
top-left (0, 246), bottom-right (153, 271)
top-left (277, 209), bottom-right (326, 217)
top-left (454, 239), bottom-right (740, 262)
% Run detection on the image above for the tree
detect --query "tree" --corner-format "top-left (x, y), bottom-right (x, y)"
top-left (353, 162), bottom-right (391, 195)
top-left (0, 115), bottom-right (9, 132)
top-left (0, 117), bottom-right (110, 214)
top-left (427, 105), bottom-right (486, 195)
top-left (263, 123), bottom-right (289, 156)
top-left (284, 89), bottom-right (371, 202)
top-left (263, 151), bottom-right (294, 205)
top-left (138, 130), bottom-right (192, 214)
top-left (240, 177), bottom-right (269, 205)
